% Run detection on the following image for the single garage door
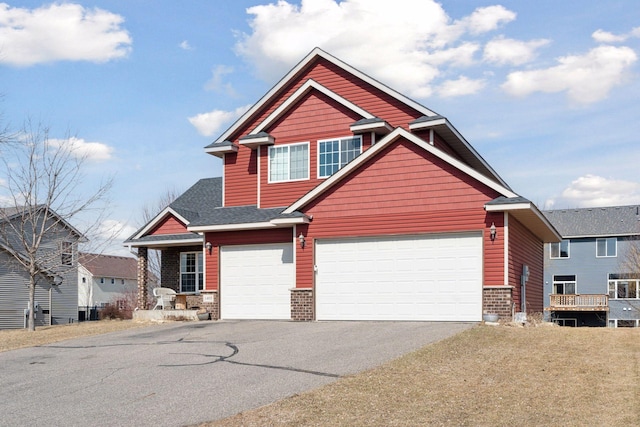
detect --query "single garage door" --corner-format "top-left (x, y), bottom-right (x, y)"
top-left (220, 243), bottom-right (293, 319)
top-left (315, 233), bottom-right (482, 321)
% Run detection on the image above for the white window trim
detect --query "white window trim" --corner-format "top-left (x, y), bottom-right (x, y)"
top-left (317, 135), bottom-right (363, 179)
top-left (179, 251), bottom-right (204, 294)
top-left (550, 240), bottom-right (570, 259)
top-left (596, 237), bottom-right (617, 258)
top-left (608, 274), bottom-right (640, 299)
top-left (552, 274), bottom-right (577, 294)
top-left (268, 141), bottom-right (310, 183)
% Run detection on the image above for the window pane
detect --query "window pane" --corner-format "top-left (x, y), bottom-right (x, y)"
top-left (550, 243), bottom-right (560, 258)
top-left (607, 238), bottom-right (617, 257)
top-left (560, 240), bottom-right (569, 257)
top-left (597, 239), bottom-right (606, 257)
top-left (269, 146), bottom-right (288, 182)
top-left (289, 144), bottom-right (308, 179)
top-left (565, 282), bottom-right (576, 294)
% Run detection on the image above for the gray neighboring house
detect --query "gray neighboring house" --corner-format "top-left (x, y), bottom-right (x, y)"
top-left (543, 205), bottom-right (640, 327)
top-left (0, 206), bottom-right (81, 329)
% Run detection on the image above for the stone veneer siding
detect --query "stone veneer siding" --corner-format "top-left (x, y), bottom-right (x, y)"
top-left (291, 288), bottom-right (313, 321)
top-left (137, 247), bottom-right (148, 309)
top-left (483, 287), bottom-right (513, 320)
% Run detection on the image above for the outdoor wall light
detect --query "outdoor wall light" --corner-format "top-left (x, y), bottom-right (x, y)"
top-left (298, 233), bottom-right (306, 249)
top-left (205, 241), bottom-right (212, 254)
top-left (489, 222), bottom-right (497, 241)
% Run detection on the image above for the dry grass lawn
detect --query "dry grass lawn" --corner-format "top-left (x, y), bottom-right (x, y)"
top-left (0, 319), bottom-right (147, 353)
top-left (205, 324), bottom-right (640, 427)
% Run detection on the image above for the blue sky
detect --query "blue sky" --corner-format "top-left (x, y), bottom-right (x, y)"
top-left (1, 0), bottom-right (639, 255)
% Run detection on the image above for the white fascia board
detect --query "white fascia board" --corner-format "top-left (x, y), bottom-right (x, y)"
top-left (188, 222), bottom-right (278, 233)
top-left (350, 121), bottom-right (393, 134)
top-left (562, 233), bottom-right (640, 239)
top-left (125, 238), bottom-right (203, 248)
top-left (283, 127), bottom-right (517, 214)
top-left (213, 47), bottom-right (438, 144)
top-left (252, 79), bottom-right (374, 135)
top-left (270, 216), bottom-right (310, 225)
top-left (205, 144), bottom-right (238, 157)
top-left (485, 202), bottom-right (532, 212)
top-left (131, 207), bottom-right (190, 240)
top-left (408, 118), bottom-right (447, 130)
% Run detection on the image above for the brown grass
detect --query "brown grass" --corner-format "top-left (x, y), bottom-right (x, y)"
top-left (0, 319), bottom-right (147, 353)
top-left (205, 324), bottom-right (640, 427)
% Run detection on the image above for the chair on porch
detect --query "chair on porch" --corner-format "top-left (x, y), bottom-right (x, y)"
top-left (152, 287), bottom-right (177, 310)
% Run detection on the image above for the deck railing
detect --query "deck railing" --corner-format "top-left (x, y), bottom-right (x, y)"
top-left (547, 294), bottom-right (609, 311)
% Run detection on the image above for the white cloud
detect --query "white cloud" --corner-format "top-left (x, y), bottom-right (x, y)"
top-left (234, 0), bottom-right (516, 99)
top-left (0, 3), bottom-right (131, 66)
top-left (483, 36), bottom-right (549, 65)
top-left (179, 40), bottom-right (193, 50)
top-left (48, 137), bottom-right (114, 162)
top-left (437, 76), bottom-right (486, 97)
top-left (501, 46), bottom-right (637, 104)
top-left (548, 175), bottom-right (640, 208)
top-left (205, 65), bottom-right (236, 96)
top-left (592, 29), bottom-right (627, 43)
top-left (188, 105), bottom-right (251, 137)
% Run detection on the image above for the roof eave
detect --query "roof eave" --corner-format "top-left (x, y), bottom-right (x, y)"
top-left (485, 202), bottom-right (562, 242)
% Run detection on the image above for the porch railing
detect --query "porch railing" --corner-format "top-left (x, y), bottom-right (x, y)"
top-left (547, 294), bottom-right (609, 311)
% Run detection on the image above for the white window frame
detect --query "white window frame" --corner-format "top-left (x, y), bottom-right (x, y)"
top-left (553, 274), bottom-right (577, 294)
top-left (180, 252), bottom-right (204, 294)
top-left (268, 142), bottom-right (310, 183)
top-left (596, 237), bottom-right (617, 257)
top-left (317, 135), bottom-right (362, 178)
top-left (550, 240), bottom-right (570, 259)
top-left (608, 274), bottom-right (640, 299)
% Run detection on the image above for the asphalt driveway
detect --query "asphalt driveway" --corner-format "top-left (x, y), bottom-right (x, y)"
top-left (0, 320), bottom-right (473, 427)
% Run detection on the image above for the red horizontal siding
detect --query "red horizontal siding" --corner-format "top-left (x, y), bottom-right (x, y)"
top-left (484, 213), bottom-right (505, 286)
top-left (149, 215), bottom-right (188, 235)
top-left (304, 139), bottom-right (499, 216)
top-left (507, 216), bottom-right (544, 313)
top-left (224, 149), bottom-right (257, 207)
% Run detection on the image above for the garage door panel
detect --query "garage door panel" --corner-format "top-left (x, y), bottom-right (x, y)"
top-left (316, 233), bottom-right (482, 321)
top-left (220, 243), bottom-right (293, 320)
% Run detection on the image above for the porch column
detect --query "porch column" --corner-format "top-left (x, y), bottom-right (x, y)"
top-left (137, 247), bottom-right (149, 309)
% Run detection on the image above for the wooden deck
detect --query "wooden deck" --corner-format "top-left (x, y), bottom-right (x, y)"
top-left (546, 294), bottom-right (609, 311)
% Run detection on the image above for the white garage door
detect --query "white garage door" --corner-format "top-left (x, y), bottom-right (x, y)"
top-left (315, 233), bottom-right (482, 321)
top-left (220, 243), bottom-right (293, 319)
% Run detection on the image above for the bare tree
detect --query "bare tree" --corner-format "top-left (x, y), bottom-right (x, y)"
top-left (0, 121), bottom-right (112, 330)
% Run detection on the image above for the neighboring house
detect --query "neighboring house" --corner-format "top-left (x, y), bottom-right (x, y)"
top-left (125, 48), bottom-right (560, 322)
top-left (543, 205), bottom-right (640, 327)
top-left (0, 206), bottom-right (81, 329)
top-left (77, 253), bottom-right (141, 320)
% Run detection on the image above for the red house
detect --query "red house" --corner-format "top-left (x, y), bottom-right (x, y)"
top-left (126, 48), bottom-right (560, 322)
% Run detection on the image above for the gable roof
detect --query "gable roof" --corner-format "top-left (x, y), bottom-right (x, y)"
top-left (206, 47), bottom-right (438, 148)
top-left (124, 178), bottom-right (222, 245)
top-left (486, 197), bottom-right (561, 242)
top-left (543, 205), bottom-right (640, 238)
top-left (0, 205), bottom-right (86, 241)
top-left (78, 252), bottom-right (138, 280)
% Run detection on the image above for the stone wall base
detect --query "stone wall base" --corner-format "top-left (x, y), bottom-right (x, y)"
top-left (291, 288), bottom-right (313, 321)
top-left (483, 287), bottom-right (513, 320)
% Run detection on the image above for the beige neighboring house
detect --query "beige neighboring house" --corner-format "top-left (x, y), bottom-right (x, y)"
top-left (78, 253), bottom-right (142, 319)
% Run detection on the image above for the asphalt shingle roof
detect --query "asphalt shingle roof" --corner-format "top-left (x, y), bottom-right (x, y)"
top-left (543, 205), bottom-right (640, 237)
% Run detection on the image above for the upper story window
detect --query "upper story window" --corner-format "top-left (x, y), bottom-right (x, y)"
top-left (596, 237), bottom-right (617, 257)
top-left (269, 142), bottom-right (309, 183)
top-left (609, 274), bottom-right (640, 299)
top-left (61, 241), bottom-right (73, 266)
top-left (553, 275), bottom-right (576, 294)
top-left (550, 240), bottom-right (570, 259)
top-left (318, 136), bottom-right (362, 178)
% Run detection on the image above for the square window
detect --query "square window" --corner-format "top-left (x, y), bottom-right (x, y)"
top-left (553, 275), bottom-right (576, 294)
top-left (550, 240), bottom-right (570, 258)
top-left (318, 136), bottom-right (362, 178)
top-left (596, 237), bottom-right (617, 257)
top-left (268, 143), bottom-right (309, 182)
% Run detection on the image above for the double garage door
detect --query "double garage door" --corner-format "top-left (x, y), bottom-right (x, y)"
top-left (219, 233), bottom-right (482, 321)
